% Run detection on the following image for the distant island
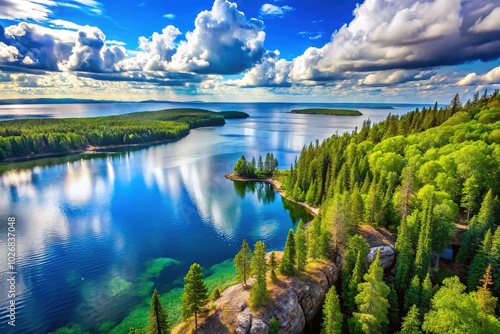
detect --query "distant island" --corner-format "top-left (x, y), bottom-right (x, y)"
top-left (0, 108), bottom-right (248, 163)
top-left (291, 108), bottom-right (363, 116)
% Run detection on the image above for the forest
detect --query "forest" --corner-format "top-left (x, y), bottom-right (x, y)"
top-left (131, 90), bottom-right (500, 334)
top-left (291, 108), bottom-right (362, 116)
top-left (280, 90), bottom-right (500, 333)
top-left (0, 108), bottom-right (248, 161)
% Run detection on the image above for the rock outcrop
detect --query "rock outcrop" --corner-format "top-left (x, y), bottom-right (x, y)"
top-left (198, 260), bottom-right (338, 334)
top-left (366, 245), bottom-right (395, 270)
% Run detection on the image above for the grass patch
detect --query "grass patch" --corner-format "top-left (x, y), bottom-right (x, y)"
top-left (291, 108), bottom-right (362, 116)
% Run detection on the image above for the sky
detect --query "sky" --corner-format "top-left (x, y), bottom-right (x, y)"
top-left (0, 0), bottom-right (499, 103)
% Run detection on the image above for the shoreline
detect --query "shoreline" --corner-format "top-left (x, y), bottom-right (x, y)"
top-left (0, 137), bottom-right (182, 164)
top-left (224, 173), bottom-right (319, 217)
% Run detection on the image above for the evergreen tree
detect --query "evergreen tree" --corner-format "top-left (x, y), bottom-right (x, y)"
top-left (400, 305), bottom-right (422, 334)
top-left (420, 273), bottom-right (433, 315)
top-left (234, 239), bottom-right (252, 286)
top-left (414, 203), bottom-right (432, 280)
top-left (295, 221), bottom-right (307, 271)
top-left (321, 286), bottom-right (343, 334)
top-left (342, 235), bottom-right (369, 307)
top-left (209, 288), bottom-right (221, 302)
top-left (280, 229), bottom-right (296, 274)
top-left (269, 317), bottom-right (280, 334)
top-left (346, 251), bottom-right (364, 313)
top-left (468, 229), bottom-right (493, 290)
top-left (147, 289), bottom-right (169, 334)
top-left (269, 251), bottom-right (278, 280)
top-left (388, 284), bottom-right (400, 334)
top-left (181, 263), bottom-right (208, 330)
top-left (394, 212), bottom-right (415, 290)
top-left (476, 264), bottom-right (498, 315)
top-left (250, 241), bottom-right (268, 309)
top-left (353, 250), bottom-right (390, 334)
top-left (307, 216), bottom-right (322, 260)
top-left (404, 275), bottom-right (421, 312)
top-left (233, 156), bottom-right (248, 176)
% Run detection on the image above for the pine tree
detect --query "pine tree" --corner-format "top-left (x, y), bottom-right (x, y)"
top-left (404, 275), bottom-right (421, 312)
top-left (388, 284), bottom-right (400, 333)
top-left (147, 289), bottom-right (169, 334)
top-left (269, 251), bottom-right (278, 280)
top-left (308, 216), bottom-right (322, 260)
top-left (353, 250), bottom-right (390, 334)
top-left (269, 317), bottom-right (280, 334)
top-left (346, 251), bottom-right (364, 313)
top-left (476, 264), bottom-right (498, 315)
top-left (250, 241), bottom-right (268, 309)
top-left (181, 263), bottom-right (208, 330)
top-left (400, 305), bottom-right (422, 334)
top-left (341, 235), bottom-right (369, 307)
top-left (321, 286), bottom-right (343, 334)
top-left (295, 221), bottom-right (307, 271)
top-left (467, 229), bottom-right (493, 290)
top-left (280, 229), bottom-right (296, 274)
top-left (414, 203), bottom-right (432, 280)
top-left (394, 213), bottom-right (415, 290)
top-left (234, 239), bottom-right (252, 286)
top-left (420, 273), bottom-right (433, 315)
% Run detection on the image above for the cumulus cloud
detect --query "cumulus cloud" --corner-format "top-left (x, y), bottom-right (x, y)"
top-left (66, 26), bottom-right (126, 72)
top-left (0, 22), bottom-right (126, 73)
top-left (289, 0), bottom-right (500, 81)
top-left (228, 51), bottom-right (291, 87)
top-left (132, 25), bottom-right (181, 71)
top-left (259, 4), bottom-right (295, 18)
top-left (457, 66), bottom-right (500, 86)
top-left (168, 0), bottom-right (266, 74)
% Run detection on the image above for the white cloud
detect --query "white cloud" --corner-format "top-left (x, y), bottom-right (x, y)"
top-left (457, 66), bottom-right (500, 86)
top-left (228, 50), bottom-right (291, 87)
top-left (470, 7), bottom-right (500, 32)
top-left (50, 19), bottom-right (85, 31)
top-left (359, 70), bottom-right (434, 86)
top-left (105, 40), bottom-right (126, 46)
top-left (288, 0), bottom-right (500, 81)
top-left (0, 41), bottom-right (20, 62)
top-left (259, 4), bottom-right (295, 18)
top-left (132, 25), bottom-right (181, 71)
top-left (168, 0), bottom-right (266, 74)
top-left (163, 13), bottom-right (176, 19)
top-left (0, 0), bottom-right (56, 21)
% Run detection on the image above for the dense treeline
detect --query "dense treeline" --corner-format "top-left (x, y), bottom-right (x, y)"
top-left (0, 108), bottom-right (228, 161)
top-left (281, 90), bottom-right (500, 332)
top-left (233, 153), bottom-right (278, 177)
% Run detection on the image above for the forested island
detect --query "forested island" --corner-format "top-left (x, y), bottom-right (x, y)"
top-left (0, 108), bottom-right (248, 162)
top-left (291, 108), bottom-right (362, 116)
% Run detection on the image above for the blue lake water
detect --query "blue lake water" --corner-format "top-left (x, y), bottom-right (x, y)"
top-left (0, 102), bottom-right (425, 333)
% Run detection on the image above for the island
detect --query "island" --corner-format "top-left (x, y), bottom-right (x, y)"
top-left (291, 108), bottom-right (362, 116)
top-left (0, 108), bottom-right (249, 162)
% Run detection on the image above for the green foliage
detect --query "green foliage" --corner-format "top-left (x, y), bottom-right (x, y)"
top-left (234, 239), bottom-right (252, 285)
top-left (353, 250), bottom-right (390, 334)
top-left (269, 317), bottom-right (280, 334)
top-left (209, 288), bottom-right (221, 302)
top-left (291, 108), bottom-right (362, 116)
top-left (388, 284), bottom-right (400, 333)
top-left (280, 229), bottom-right (296, 275)
top-left (250, 241), bottom-right (268, 309)
top-left (476, 264), bottom-right (498, 315)
top-left (342, 235), bottom-right (369, 309)
top-left (420, 273), bottom-right (433, 315)
top-left (321, 286), bottom-right (343, 334)
top-left (295, 221), bottom-right (308, 271)
top-left (0, 108), bottom-right (227, 160)
top-left (146, 289), bottom-right (169, 334)
top-left (422, 276), bottom-right (500, 333)
top-left (404, 275), bottom-right (421, 312)
top-left (400, 305), bottom-right (422, 334)
top-left (181, 263), bottom-right (208, 330)
top-left (232, 153), bottom-right (278, 177)
top-left (269, 252), bottom-right (278, 280)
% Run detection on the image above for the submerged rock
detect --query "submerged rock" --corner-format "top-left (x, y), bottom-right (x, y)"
top-left (366, 245), bottom-right (395, 270)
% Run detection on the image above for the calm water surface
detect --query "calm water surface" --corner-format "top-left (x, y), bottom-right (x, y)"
top-left (0, 102), bottom-right (424, 333)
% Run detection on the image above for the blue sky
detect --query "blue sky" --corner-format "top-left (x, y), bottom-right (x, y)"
top-left (0, 0), bottom-right (499, 102)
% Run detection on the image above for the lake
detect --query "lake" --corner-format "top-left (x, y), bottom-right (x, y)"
top-left (0, 101), bottom-right (425, 333)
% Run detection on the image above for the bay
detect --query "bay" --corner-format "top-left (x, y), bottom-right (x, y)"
top-left (0, 101), bottom-right (425, 333)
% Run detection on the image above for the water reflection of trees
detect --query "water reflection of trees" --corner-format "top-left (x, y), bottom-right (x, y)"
top-left (233, 181), bottom-right (276, 204)
top-left (281, 197), bottom-right (312, 226)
